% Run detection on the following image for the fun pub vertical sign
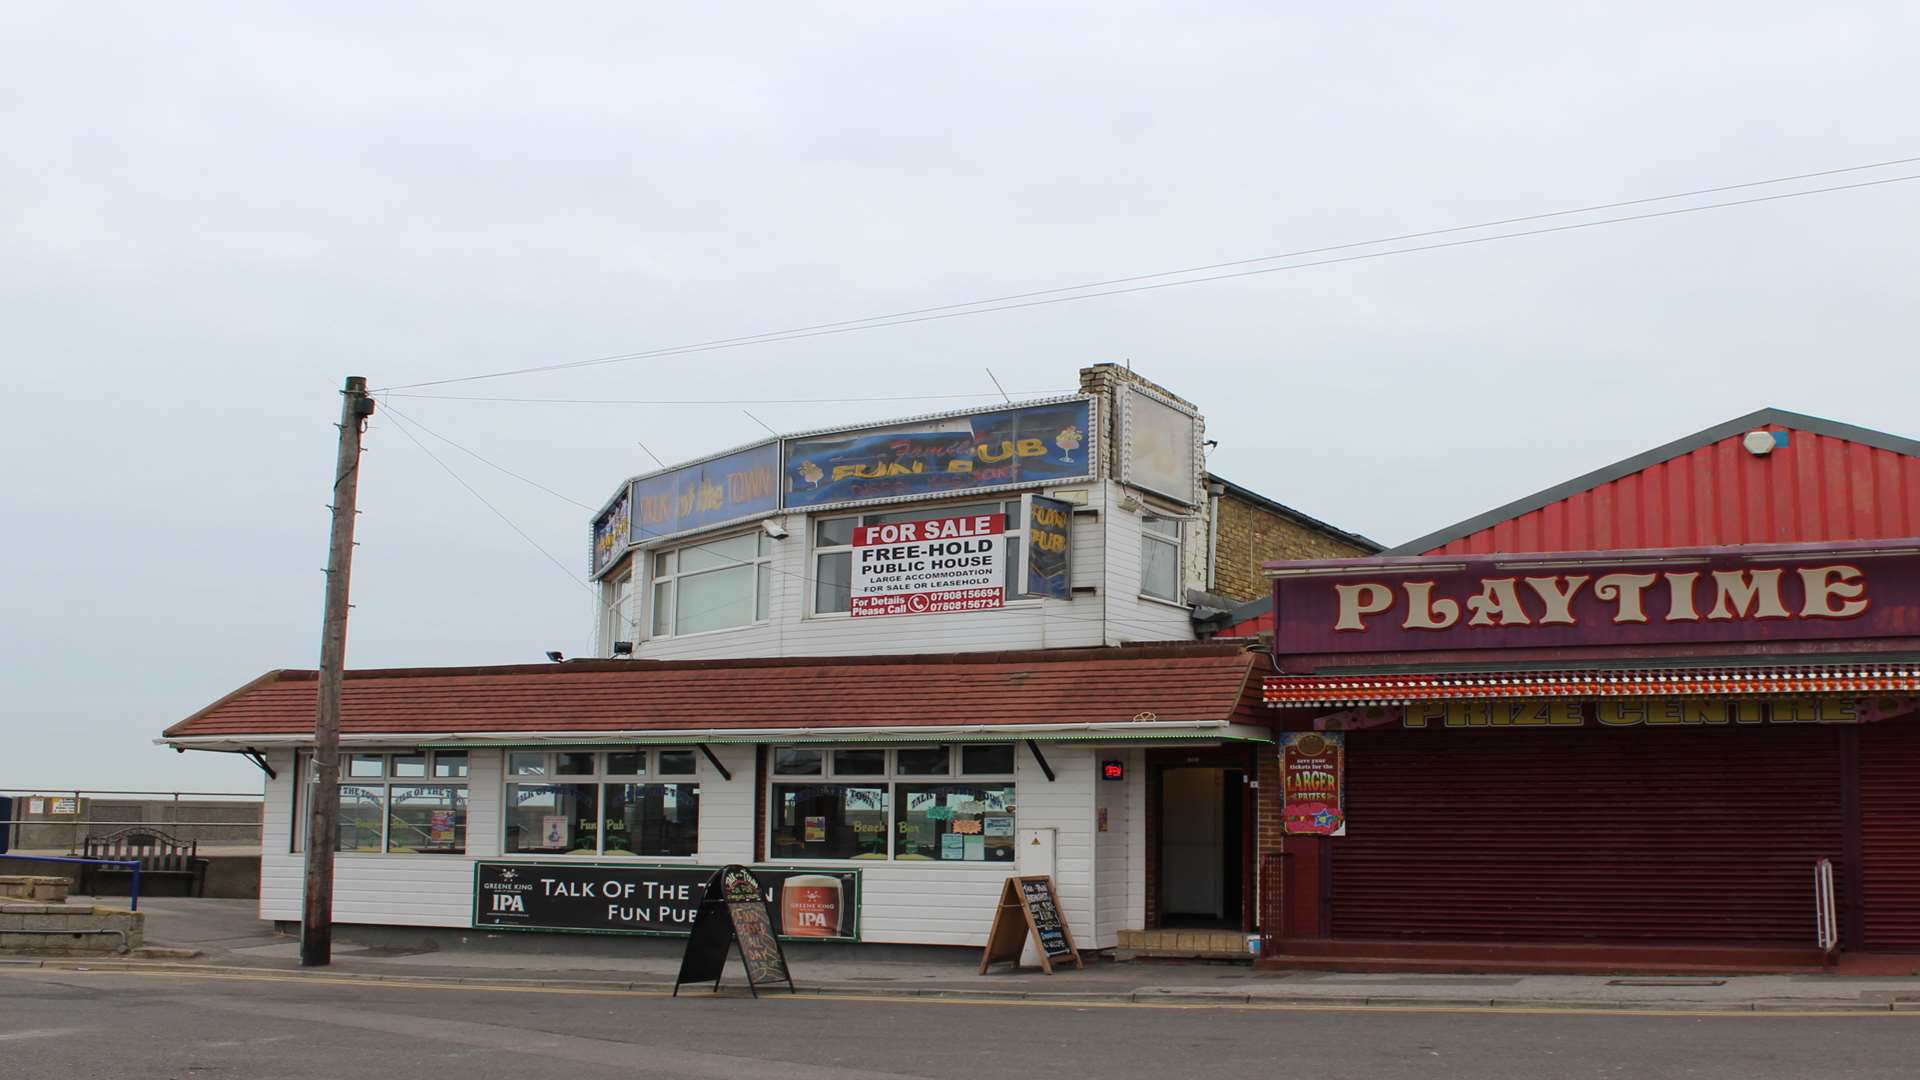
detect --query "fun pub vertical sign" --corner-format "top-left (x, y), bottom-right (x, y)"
top-left (1280, 732), bottom-right (1345, 836)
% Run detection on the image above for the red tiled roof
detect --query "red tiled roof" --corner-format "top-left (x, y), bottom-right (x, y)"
top-left (164, 646), bottom-right (1260, 740)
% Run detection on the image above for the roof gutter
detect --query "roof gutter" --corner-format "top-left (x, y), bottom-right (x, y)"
top-left (158, 719), bottom-right (1270, 751)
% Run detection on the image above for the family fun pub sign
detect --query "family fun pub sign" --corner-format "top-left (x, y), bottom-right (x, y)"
top-left (1268, 540), bottom-right (1920, 655)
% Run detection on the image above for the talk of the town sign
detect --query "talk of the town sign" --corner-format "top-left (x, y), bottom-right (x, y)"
top-left (1266, 540), bottom-right (1920, 655)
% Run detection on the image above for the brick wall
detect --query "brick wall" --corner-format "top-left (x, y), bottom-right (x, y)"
top-left (1211, 495), bottom-right (1374, 602)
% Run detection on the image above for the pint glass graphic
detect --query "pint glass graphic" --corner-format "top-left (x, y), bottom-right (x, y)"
top-left (781, 874), bottom-right (842, 938)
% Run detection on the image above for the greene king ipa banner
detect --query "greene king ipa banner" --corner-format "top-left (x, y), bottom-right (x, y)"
top-left (474, 862), bottom-right (860, 941)
top-left (1281, 732), bottom-right (1345, 836)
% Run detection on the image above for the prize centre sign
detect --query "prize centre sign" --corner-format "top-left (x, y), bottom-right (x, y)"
top-left (851, 513), bottom-right (1004, 617)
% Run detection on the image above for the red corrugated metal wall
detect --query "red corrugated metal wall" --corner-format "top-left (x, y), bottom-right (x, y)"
top-left (1426, 427), bottom-right (1920, 556)
top-left (1860, 719), bottom-right (1920, 950)
top-left (1330, 727), bottom-right (1845, 944)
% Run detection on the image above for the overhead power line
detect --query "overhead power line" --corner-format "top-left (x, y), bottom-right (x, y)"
top-left (377, 155), bottom-right (1920, 393)
top-left (379, 389), bottom-right (1066, 406)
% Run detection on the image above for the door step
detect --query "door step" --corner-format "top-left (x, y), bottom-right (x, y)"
top-left (1116, 928), bottom-right (1250, 960)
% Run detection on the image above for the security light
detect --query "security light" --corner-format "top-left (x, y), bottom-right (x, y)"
top-left (611, 641), bottom-right (635, 657)
top-left (761, 519), bottom-right (790, 540)
top-left (545, 650), bottom-right (564, 663)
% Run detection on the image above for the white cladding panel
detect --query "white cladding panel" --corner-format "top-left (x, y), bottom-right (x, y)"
top-left (1092, 747), bottom-right (1138, 948)
top-left (604, 480), bottom-right (1212, 660)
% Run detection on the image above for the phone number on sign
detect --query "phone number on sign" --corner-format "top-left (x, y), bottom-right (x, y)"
top-left (851, 587), bottom-right (1005, 617)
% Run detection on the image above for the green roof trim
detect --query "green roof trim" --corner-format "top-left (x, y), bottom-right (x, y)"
top-left (417, 729), bottom-right (1270, 750)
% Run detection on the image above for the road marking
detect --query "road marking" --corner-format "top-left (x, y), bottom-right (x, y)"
top-left (0, 967), bottom-right (1909, 1020)
top-left (0, 1028), bottom-right (82, 1042)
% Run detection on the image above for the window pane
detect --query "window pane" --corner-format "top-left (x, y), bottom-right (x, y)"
top-left (654, 550), bottom-right (674, 578)
top-left (1141, 535), bottom-right (1179, 601)
top-left (815, 551), bottom-right (851, 614)
top-left (1143, 516), bottom-right (1180, 538)
top-left (556, 752), bottom-right (596, 776)
top-left (656, 749), bottom-right (696, 776)
top-left (896, 747), bottom-right (950, 775)
top-left (756, 563), bottom-right (771, 622)
top-left (388, 785), bottom-right (466, 854)
top-left (505, 783), bottom-right (599, 854)
top-left (1004, 534), bottom-right (1022, 593)
top-left (508, 752), bottom-right (547, 777)
top-left (758, 531), bottom-right (772, 558)
top-left (347, 754), bottom-right (385, 779)
top-left (774, 748), bottom-right (823, 775)
top-left (652, 581), bottom-right (672, 636)
top-left (390, 753), bottom-right (427, 778)
top-left (1003, 499), bottom-right (1022, 528)
top-left (832, 749), bottom-right (885, 776)
top-left (815, 516), bottom-right (855, 547)
top-left (898, 784), bottom-right (1015, 862)
top-left (605, 783), bottom-right (699, 857)
top-left (675, 565), bottom-right (756, 634)
top-left (961, 744), bottom-right (1016, 775)
top-left (337, 785), bottom-right (385, 852)
top-left (771, 784), bottom-right (889, 860)
top-left (680, 532), bottom-right (758, 573)
top-left (605, 751), bottom-right (645, 776)
top-left (433, 752), bottom-right (469, 779)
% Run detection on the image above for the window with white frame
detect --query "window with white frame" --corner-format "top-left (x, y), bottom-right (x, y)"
top-left (1140, 515), bottom-right (1182, 602)
top-left (648, 532), bottom-right (772, 637)
top-left (602, 567), bottom-right (635, 655)
top-left (294, 750), bottom-right (469, 855)
top-left (503, 749), bottom-right (700, 856)
top-left (768, 744), bottom-right (1016, 862)
top-left (810, 499), bottom-right (1026, 615)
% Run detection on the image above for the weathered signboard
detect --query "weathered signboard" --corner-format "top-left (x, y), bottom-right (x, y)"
top-left (1269, 541), bottom-right (1920, 655)
top-left (783, 398), bottom-right (1093, 509)
top-left (1025, 495), bottom-right (1073, 600)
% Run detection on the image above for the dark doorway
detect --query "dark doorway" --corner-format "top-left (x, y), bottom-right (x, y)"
top-left (1157, 767), bottom-right (1244, 928)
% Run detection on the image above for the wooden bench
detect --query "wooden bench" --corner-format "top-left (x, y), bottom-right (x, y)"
top-left (80, 829), bottom-right (209, 898)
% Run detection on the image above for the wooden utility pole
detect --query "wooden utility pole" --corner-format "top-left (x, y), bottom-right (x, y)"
top-left (301, 375), bottom-right (374, 967)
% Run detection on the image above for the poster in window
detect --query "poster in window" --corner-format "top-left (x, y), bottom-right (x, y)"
top-left (1280, 732), bottom-right (1345, 836)
top-left (1025, 495), bottom-right (1073, 599)
top-left (849, 513), bottom-right (1004, 617)
top-left (541, 816), bottom-right (569, 849)
top-left (430, 811), bottom-right (456, 844)
top-left (804, 816), bottom-right (827, 843)
top-left (783, 398), bottom-right (1094, 509)
top-left (1119, 387), bottom-right (1200, 505)
top-left (940, 834), bottom-right (965, 860)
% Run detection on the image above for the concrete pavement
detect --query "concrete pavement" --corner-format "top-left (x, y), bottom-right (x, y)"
top-left (28, 896), bottom-right (1920, 1014)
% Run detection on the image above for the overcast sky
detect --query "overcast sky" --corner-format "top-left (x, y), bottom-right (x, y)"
top-left (5, 3), bottom-right (1917, 793)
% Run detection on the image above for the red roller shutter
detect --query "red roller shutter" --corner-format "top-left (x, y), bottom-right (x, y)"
top-left (1859, 718), bottom-right (1920, 950)
top-left (1330, 726), bottom-right (1844, 945)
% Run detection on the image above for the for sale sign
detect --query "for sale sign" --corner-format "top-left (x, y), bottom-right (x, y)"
top-left (850, 513), bottom-right (1005, 617)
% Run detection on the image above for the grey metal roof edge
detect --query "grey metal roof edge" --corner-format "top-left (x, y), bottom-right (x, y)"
top-left (1206, 473), bottom-right (1385, 553)
top-left (1384, 408), bottom-right (1920, 556)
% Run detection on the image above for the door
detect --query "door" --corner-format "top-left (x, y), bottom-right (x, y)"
top-left (1162, 768), bottom-right (1224, 918)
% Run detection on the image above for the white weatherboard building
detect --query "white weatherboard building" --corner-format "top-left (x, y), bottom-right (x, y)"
top-left (163, 366), bottom-right (1366, 953)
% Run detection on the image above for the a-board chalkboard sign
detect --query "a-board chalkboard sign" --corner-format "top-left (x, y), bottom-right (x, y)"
top-left (978, 874), bottom-right (1082, 975)
top-left (672, 865), bottom-right (796, 997)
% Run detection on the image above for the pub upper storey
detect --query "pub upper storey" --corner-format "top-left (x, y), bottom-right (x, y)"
top-left (587, 364), bottom-right (1377, 661)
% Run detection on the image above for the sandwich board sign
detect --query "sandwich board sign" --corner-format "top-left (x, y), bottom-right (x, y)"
top-left (672, 865), bottom-right (796, 997)
top-left (978, 874), bottom-right (1082, 974)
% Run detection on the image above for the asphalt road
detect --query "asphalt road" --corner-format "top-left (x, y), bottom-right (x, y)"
top-left (3, 967), bottom-right (1916, 1080)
